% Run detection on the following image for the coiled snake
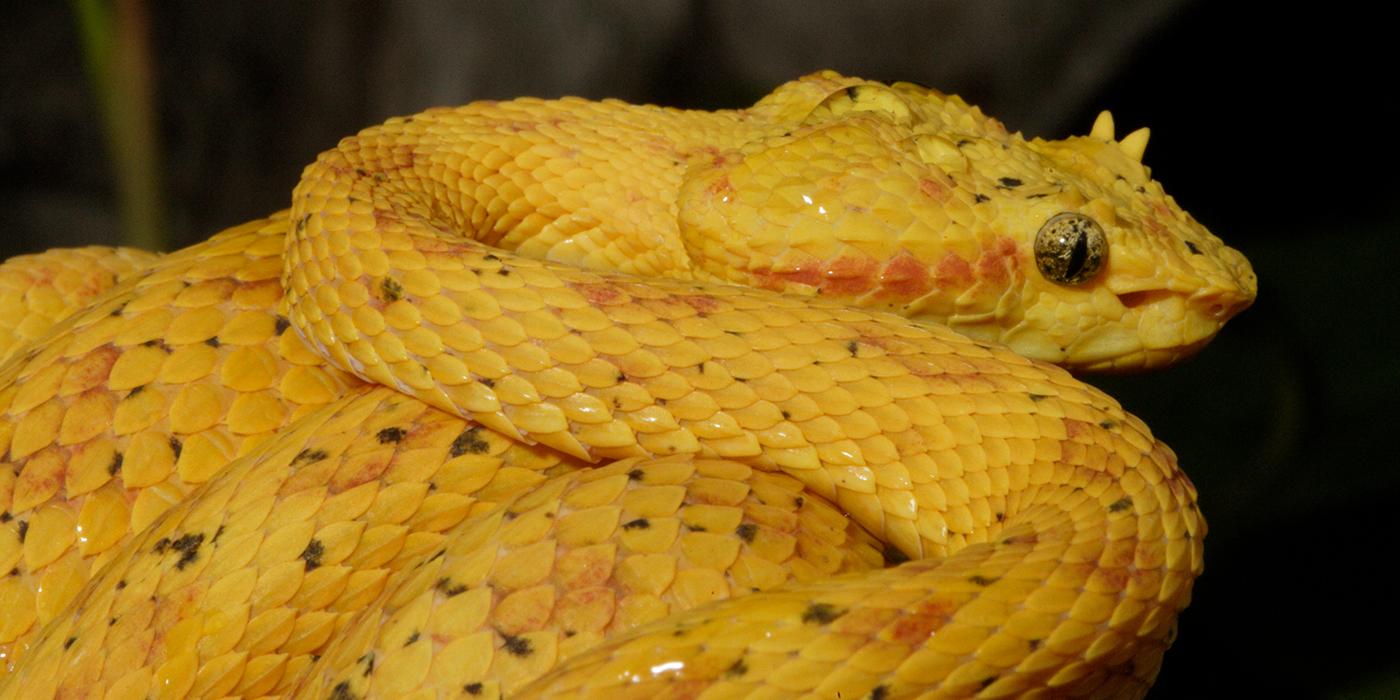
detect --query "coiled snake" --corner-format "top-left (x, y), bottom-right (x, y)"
top-left (0, 71), bottom-right (1254, 698)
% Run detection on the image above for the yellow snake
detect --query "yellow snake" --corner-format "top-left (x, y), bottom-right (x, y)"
top-left (0, 71), bottom-right (1255, 698)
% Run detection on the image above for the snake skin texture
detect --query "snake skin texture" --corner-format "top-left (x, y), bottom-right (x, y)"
top-left (0, 71), bottom-right (1254, 698)
top-left (0, 247), bottom-right (160, 366)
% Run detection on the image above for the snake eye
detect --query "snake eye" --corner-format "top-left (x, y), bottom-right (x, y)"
top-left (1034, 212), bottom-right (1107, 285)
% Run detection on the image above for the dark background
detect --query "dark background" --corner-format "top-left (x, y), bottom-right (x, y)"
top-left (3, 2), bottom-right (1397, 697)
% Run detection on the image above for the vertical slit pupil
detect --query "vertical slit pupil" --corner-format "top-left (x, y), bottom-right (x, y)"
top-left (1064, 226), bottom-right (1089, 280)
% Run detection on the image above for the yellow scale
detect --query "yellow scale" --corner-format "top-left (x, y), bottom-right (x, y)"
top-left (0, 71), bottom-right (1253, 698)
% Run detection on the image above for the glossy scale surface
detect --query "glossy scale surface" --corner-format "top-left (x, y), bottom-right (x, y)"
top-left (0, 71), bottom-right (1253, 698)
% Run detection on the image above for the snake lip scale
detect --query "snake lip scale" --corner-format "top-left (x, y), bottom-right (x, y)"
top-left (0, 71), bottom-right (1253, 698)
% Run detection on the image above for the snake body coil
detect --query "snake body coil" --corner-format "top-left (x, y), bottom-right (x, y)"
top-left (0, 72), bottom-right (1254, 698)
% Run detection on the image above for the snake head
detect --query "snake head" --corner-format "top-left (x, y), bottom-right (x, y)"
top-left (1006, 114), bottom-right (1258, 370)
top-left (679, 71), bottom-right (1256, 371)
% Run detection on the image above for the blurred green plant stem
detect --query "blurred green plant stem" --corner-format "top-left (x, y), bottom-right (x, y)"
top-left (74, 0), bottom-right (166, 251)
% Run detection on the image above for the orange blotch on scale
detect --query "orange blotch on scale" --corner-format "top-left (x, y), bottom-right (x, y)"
top-left (64, 439), bottom-right (118, 497)
top-left (919, 178), bottom-right (953, 203)
top-left (13, 447), bottom-right (64, 512)
top-left (706, 174), bottom-right (733, 197)
top-left (877, 250), bottom-right (934, 300)
top-left (773, 263), bottom-right (825, 293)
top-left (671, 294), bottom-right (721, 316)
top-left (10, 399), bottom-right (63, 461)
top-left (556, 586), bottom-right (616, 637)
top-left (1139, 210), bottom-right (1169, 239)
top-left (974, 236), bottom-right (1021, 286)
top-left (934, 253), bottom-right (975, 289)
top-left (815, 255), bottom-right (878, 297)
top-left (555, 543), bottom-right (616, 590)
top-left (494, 584), bottom-right (555, 635)
top-left (8, 363), bottom-right (65, 416)
top-left (883, 597), bottom-right (960, 646)
top-left (60, 345), bottom-right (121, 397)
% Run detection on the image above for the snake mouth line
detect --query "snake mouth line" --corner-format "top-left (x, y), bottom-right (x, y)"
top-left (1116, 289), bottom-right (1172, 309)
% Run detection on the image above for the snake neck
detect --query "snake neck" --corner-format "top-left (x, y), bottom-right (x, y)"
top-left (288, 98), bottom-right (764, 286)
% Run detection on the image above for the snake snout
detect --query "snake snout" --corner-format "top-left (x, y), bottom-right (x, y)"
top-left (1192, 284), bottom-right (1254, 325)
top-left (1196, 250), bottom-right (1257, 325)
top-left (1206, 244), bottom-right (1258, 315)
